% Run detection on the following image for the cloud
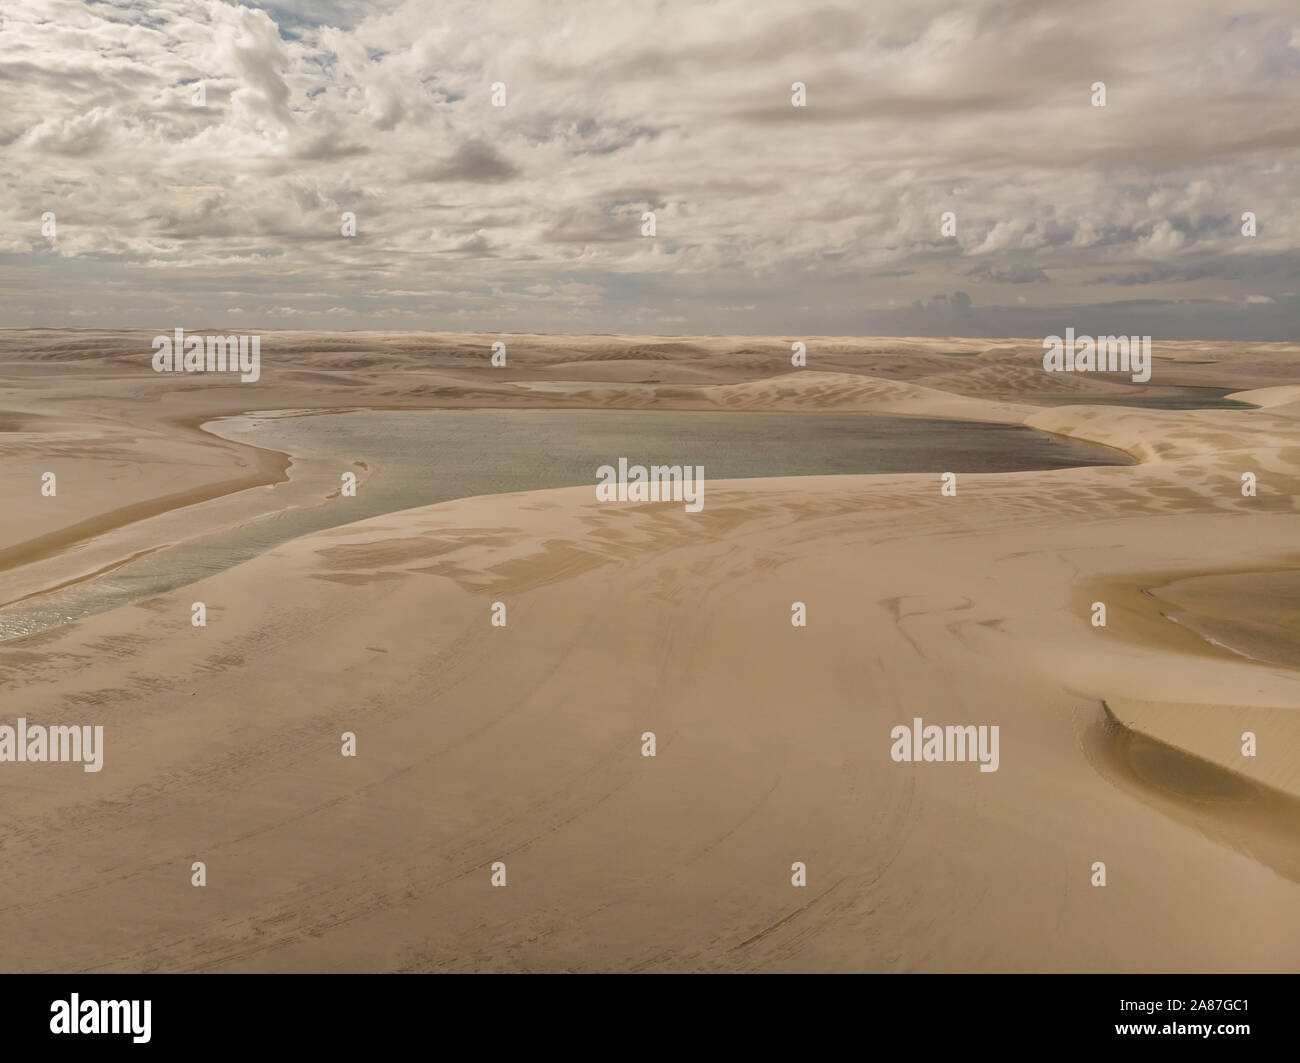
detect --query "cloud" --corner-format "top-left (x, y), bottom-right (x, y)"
top-left (413, 139), bottom-right (520, 183)
top-left (21, 107), bottom-right (117, 156)
top-left (0, 0), bottom-right (1295, 337)
top-left (966, 262), bottom-right (1050, 284)
top-left (913, 290), bottom-right (972, 313)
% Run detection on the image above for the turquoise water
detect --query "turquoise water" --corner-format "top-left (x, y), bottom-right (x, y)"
top-left (0, 408), bottom-right (1132, 640)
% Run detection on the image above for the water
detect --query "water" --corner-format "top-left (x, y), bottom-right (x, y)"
top-left (1030, 387), bottom-right (1255, 410)
top-left (0, 408), bottom-right (1132, 640)
top-left (509, 380), bottom-right (703, 392)
top-left (517, 383), bottom-right (1258, 409)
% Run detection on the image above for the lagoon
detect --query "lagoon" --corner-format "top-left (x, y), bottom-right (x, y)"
top-left (0, 408), bottom-right (1132, 639)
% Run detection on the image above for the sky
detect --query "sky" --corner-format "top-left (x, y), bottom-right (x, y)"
top-left (1, 0), bottom-right (1297, 338)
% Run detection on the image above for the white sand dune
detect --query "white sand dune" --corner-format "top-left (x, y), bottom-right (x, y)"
top-left (0, 330), bottom-right (1297, 972)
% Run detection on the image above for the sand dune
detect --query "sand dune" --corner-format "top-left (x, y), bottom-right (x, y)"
top-left (0, 331), bottom-right (1297, 972)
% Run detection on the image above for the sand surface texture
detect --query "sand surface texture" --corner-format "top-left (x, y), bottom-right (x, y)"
top-left (1, 331), bottom-right (1297, 971)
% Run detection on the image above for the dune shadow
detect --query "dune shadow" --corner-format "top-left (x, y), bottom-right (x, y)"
top-left (1086, 701), bottom-right (1300, 885)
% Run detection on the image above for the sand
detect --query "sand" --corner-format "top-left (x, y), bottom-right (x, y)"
top-left (0, 329), bottom-right (1297, 972)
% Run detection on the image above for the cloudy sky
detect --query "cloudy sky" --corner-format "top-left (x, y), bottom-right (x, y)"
top-left (2, 0), bottom-right (1297, 338)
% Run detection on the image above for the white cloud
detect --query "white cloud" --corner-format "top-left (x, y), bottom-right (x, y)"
top-left (0, 0), bottom-right (1296, 336)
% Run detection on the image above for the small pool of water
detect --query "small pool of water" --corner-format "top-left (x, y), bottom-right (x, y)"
top-left (1030, 387), bottom-right (1255, 410)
